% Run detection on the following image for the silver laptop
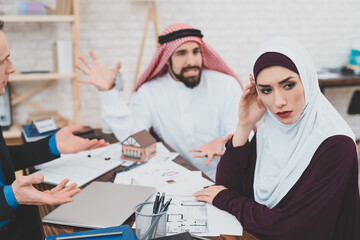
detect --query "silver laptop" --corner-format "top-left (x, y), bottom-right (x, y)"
top-left (42, 181), bottom-right (156, 229)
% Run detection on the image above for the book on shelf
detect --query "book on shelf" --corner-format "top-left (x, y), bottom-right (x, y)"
top-left (53, 40), bottom-right (73, 74)
top-left (22, 124), bottom-right (58, 142)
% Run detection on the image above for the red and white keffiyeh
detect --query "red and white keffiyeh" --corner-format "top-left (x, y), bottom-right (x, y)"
top-left (134, 23), bottom-right (243, 91)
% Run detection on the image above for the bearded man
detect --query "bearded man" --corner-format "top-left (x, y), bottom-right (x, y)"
top-left (76, 23), bottom-right (245, 179)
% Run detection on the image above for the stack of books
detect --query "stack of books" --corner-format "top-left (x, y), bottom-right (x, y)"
top-left (17, 2), bottom-right (45, 15)
top-left (22, 124), bottom-right (58, 142)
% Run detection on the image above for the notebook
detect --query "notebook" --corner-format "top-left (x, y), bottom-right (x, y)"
top-left (45, 225), bottom-right (137, 240)
top-left (42, 181), bottom-right (156, 229)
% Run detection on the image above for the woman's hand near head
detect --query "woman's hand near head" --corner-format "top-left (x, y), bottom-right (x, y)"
top-left (239, 75), bottom-right (266, 127)
top-left (233, 74), bottom-right (266, 147)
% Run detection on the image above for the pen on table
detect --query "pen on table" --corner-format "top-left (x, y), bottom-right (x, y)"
top-left (119, 161), bottom-right (139, 172)
top-left (110, 161), bottom-right (148, 182)
top-left (153, 192), bottom-right (160, 214)
top-left (120, 160), bottom-right (148, 172)
top-left (190, 233), bottom-right (212, 240)
top-left (52, 231), bottom-right (123, 240)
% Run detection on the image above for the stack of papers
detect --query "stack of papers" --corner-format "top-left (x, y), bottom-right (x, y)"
top-left (116, 161), bottom-right (211, 195)
top-left (114, 143), bottom-right (243, 236)
top-left (33, 142), bottom-right (176, 188)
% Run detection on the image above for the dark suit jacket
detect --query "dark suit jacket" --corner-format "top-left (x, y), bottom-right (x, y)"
top-left (0, 126), bottom-right (58, 240)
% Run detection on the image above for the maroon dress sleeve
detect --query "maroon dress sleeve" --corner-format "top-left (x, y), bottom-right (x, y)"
top-left (213, 135), bottom-right (360, 240)
top-left (215, 134), bottom-right (257, 198)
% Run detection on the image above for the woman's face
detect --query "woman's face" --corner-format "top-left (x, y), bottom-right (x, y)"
top-left (256, 65), bottom-right (305, 125)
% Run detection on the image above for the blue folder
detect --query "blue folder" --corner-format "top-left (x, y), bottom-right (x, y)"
top-left (45, 225), bottom-right (137, 240)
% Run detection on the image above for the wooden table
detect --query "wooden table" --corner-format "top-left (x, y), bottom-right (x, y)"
top-left (36, 130), bottom-right (261, 240)
top-left (318, 75), bottom-right (360, 92)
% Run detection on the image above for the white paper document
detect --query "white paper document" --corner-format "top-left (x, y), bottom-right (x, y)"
top-left (166, 195), bottom-right (209, 234)
top-left (33, 143), bottom-right (128, 187)
top-left (206, 203), bottom-right (243, 236)
top-left (114, 158), bottom-right (210, 195)
top-left (163, 195), bottom-right (243, 236)
top-left (156, 142), bottom-right (171, 153)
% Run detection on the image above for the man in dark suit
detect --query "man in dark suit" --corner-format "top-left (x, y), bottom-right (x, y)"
top-left (0, 20), bottom-right (109, 240)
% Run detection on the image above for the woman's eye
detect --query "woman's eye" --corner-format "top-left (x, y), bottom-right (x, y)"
top-left (260, 88), bottom-right (271, 94)
top-left (284, 83), bottom-right (295, 89)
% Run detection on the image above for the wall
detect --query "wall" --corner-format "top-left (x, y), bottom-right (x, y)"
top-left (1, 0), bottom-right (360, 137)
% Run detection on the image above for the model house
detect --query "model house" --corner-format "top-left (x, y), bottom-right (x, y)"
top-left (121, 129), bottom-right (156, 162)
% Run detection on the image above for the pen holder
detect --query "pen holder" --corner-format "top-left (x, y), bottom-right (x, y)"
top-left (134, 202), bottom-right (167, 240)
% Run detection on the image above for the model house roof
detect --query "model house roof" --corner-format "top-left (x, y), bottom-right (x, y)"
top-left (122, 129), bottom-right (156, 148)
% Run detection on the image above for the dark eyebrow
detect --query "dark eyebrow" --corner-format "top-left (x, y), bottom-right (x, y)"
top-left (0, 54), bottom-right (10, 62)
top-left (279, 76), bottom-right (294, 84)
top-left (258, 76), bottom-right (295, 88)
top-left (175, 49), bottom-right (186, 54)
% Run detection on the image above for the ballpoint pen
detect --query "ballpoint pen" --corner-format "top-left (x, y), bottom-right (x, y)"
top-left (153, 192), bottom-right (160, 214)
top-left (120, 159), bottom-right (150, 172)
top-left (157, 192), bottom-right (165, 214)
top-left (142, 201), bottom-right (170, 240)
top-left (149, 194), bottom-right (170, 239)
top-left (160, 197), bottom-right (172, 212)
top-left (120, 161), bottom-right (139, 172)
top-left (110, 161), bottom-right (147, 182)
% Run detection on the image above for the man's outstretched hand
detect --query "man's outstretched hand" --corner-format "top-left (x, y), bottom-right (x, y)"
top-left (188, 133), bottom-right (233, 165)
top-left (55, 124), bottom-right (109, 154)
top-left (76, 50), bottom-right (121, 91)
top-left (12, 174), bottom-right (81, 205)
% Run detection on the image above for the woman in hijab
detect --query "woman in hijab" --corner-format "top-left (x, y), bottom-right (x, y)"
top-left (194, 37), bottom-right (360, 239)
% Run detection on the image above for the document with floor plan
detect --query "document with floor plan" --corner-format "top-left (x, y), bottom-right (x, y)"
top-left (166, 195), bottom-right (209, 234)
top-left (164, 195), bottom-right (243, 236)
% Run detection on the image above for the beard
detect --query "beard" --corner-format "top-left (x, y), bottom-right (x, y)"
top-left (169, 60), bottom-right (202, 89)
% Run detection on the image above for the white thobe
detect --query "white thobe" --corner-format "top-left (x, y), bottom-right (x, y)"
top-left (99, 70), bottom-right (242, 180)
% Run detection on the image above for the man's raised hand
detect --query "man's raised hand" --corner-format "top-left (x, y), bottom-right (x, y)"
top-left (75, 50), bottom-right (121, 91)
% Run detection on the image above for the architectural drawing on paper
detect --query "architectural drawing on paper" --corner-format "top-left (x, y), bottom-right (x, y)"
top-left (166, 195), bottom-right (209, 234)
